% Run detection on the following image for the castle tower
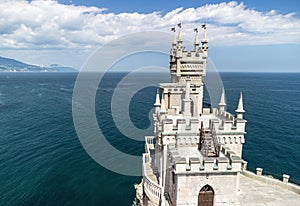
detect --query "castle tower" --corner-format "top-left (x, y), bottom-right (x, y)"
top-left (167, 24), bottom-right (209, 116)
top-left (201, 24), bottom-right (208, 52)
top-left (154, 89), bottom-right (161, 114)
top-left (160, 96), bottom-right (167, 114)
top-left (219, 89), bottom-right (226, 112)
top-left (138, 25), bottom-right (247, 206)
top-left (194, 27), bottom-right (199, 51)
top-left (170, 24), bottom-right (207, 85)
top-left (236, 92), bottom-right (245, 119)
top-left (136, 23), bottom-right (300, 206)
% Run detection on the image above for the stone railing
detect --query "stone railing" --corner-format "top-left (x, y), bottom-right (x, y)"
top-left (142, 153), bottom-right (163, 206)
top-left (242, 169), bottom-right (300, 195)
top-left (146, 136), bottom-right (155, 145)
top-left (145, 136), bottom-right (155, 154)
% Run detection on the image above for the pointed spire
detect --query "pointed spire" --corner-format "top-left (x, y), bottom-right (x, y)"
top-left (194, 27), bottom-right (199, 45)
top-left (235, 92), bottom-right (245, 119)
top-left (219, 88), bottom-right (226, 112)
top-left (177, 23), bottom-right (182, 42)
top-left (201, 24), bottom-right (207, 43)
top-left (154, 89), bottom-right (161, 107)
top-left (201, 24), bottom-right (208, 53)
top-left (171, 27), bottom-right (176, 45)
top-left (160, 96), bottom-right (167, 113)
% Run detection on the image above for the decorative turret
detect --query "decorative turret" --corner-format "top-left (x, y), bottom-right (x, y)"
top-left (154, 89), bottom-right (161, 113)
top-left (175, 23), bottom-right (183, 79)
top-left (169, 23), bottom-right (207, 85)
top-left (194, 27), bottom-right (199, 51)
top-left (160, 96), bottom-right (167, 114)
top-left (219, 89), bottom-right (226, 112)
top-left (171, 27), bottom-right (176, 46)
top-left (177, 23), bottom-right (182, 43)
top-left (183, 78), bottom-right (192, 116)
top-left (201, 24), bottom-right (208, 52)
top-left (235, 92), bottom-right (245, 119)
top-left (170, 27), bottom-right (177, 74)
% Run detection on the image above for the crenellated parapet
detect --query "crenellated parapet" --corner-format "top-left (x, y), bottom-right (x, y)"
top-left (210, 91), bottom-right (248, 157)
top-left (169, 147), bottom-right (242, 174)
top-left (152, 88), bottom-right (247, 157)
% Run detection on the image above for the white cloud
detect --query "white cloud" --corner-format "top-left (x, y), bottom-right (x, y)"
top-left (0, 0), bottom-right (300, 49)
top-left (0, 0), bottom-right (300, 68)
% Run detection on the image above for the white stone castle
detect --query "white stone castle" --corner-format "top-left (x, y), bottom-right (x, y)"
top-left (134, 24), bottom-right (300, 206)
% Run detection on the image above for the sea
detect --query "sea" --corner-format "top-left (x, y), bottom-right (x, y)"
top-left (0, 72), bottom-right (299, 205)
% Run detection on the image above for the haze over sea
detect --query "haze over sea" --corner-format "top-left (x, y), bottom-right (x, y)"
top-left (0, 72), bottom-right (299, 205)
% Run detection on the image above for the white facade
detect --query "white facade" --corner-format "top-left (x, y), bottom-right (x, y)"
top-left (136, 25), bottom-right (247, 206)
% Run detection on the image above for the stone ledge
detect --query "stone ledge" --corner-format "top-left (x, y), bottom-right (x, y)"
top-left (242, 170), bottom-right (300, 195)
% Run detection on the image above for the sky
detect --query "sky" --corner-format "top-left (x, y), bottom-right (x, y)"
top-left (0, 0), bottom-right (300, 72)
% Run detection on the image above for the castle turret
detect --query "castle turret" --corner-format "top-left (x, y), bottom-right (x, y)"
top-left (219, 89), bottom-right (226, 112)
top-left (175, 23), bottom-right (183, 79)
top-left (177, 23), bottom-right (182, 44)
top-left (235, 92), bottom-right (245, 119)
top-left (194, 27), bottom-right (199, 51)
top-left (201, 24), bottom-right (208, 49)
top-left (166, 24), bottom-right (209, 116)
top-left (160, 96), bottom-right (167, 114)
top-left (154, 89), bottom-right (161, 113)
top-left (172, 27), bottom-right (176, 46)
top-left (201, 24), bottom-right (208, 59)
top-left (183, 78), bottom-right (192, 117)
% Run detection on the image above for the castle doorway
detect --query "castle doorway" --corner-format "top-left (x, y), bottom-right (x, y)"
top-left (198, 185), bottom-right (214, 206)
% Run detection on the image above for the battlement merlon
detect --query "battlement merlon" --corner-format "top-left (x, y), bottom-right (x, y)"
top-left (153, 105), bottom-right (247, 157)
top-left (169, 146), bottom-right (242, 174)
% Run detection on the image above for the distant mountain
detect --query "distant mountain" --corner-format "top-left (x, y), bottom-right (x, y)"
top-left (48, 64), bottom-right (78, 72)
top-left (0, 56), bottom-right (77, 72)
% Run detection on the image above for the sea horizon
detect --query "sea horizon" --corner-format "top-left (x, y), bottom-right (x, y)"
top-left (0, 72), bottom-right (299, 205)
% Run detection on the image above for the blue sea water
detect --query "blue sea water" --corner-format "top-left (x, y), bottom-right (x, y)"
top-left (0, 72), bottom-right (299, 205)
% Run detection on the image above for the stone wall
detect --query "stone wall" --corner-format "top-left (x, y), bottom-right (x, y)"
top-left (175, 173), bottom-right (239, 205)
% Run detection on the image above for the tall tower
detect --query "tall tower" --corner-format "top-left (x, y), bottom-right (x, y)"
top-left (137, 25), bottom-right (247, 206)
top-left (169, 24), bottom-right (208, 85)
top-left (167, 24), bottom-right (209, 116)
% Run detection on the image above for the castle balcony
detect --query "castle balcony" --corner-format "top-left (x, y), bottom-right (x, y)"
top-left (143, 136), bottom-right (163, 206)
top-left (145, 136), bottom-right (155, 153)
